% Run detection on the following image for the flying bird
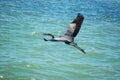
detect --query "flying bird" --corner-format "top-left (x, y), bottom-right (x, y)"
top-left (43, 13), bottom-right (86, 54)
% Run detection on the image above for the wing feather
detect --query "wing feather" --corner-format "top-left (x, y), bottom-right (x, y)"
top-left (64, 13), bottom-right (84, 38)
top-left (64, 23), bottom-right (76, 36)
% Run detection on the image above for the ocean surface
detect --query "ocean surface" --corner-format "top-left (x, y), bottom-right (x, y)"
top-left (0, 0), bottom-right (120, 80)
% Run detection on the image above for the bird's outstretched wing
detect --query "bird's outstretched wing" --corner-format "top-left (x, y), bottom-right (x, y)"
top-left (64, 13), bottom-right (84, 38)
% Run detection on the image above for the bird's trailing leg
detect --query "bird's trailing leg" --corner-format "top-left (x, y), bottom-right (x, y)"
top-left (43, 33), bottom-right (55, 41)
top-left (70, 42), bottom-right (86, 54)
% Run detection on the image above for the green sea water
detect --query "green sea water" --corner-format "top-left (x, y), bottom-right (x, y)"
top-left (0, 0), bottom-right (120, 80)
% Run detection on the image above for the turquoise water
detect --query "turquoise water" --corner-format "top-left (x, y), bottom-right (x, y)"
top-left (0, 0), bottom-right (120, 80)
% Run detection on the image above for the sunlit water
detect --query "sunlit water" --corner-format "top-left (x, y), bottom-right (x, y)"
top-left (0, 0), bottom-right (120, 80)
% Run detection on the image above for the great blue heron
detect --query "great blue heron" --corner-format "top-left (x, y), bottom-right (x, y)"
top-left (43, 13), bottom-right (86, 54)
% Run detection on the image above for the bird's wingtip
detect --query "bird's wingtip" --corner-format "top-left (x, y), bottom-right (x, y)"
top-left (77, 13), bottom-right (84, 18)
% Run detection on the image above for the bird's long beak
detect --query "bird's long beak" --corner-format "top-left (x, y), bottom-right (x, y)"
top-left (44, 38), bottom-right (48, 41)
top-left (43, 33), bottom-right (55, 41)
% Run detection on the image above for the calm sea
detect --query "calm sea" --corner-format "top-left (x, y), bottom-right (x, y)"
top-left (0, 0), bottom-right (120, 80)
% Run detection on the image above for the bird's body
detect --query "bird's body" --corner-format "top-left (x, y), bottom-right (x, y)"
top-left (43, 13), bottom-right (86, 54)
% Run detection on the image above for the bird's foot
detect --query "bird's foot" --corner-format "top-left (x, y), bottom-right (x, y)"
top-left (81, 49), bottom-right (86, 54)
